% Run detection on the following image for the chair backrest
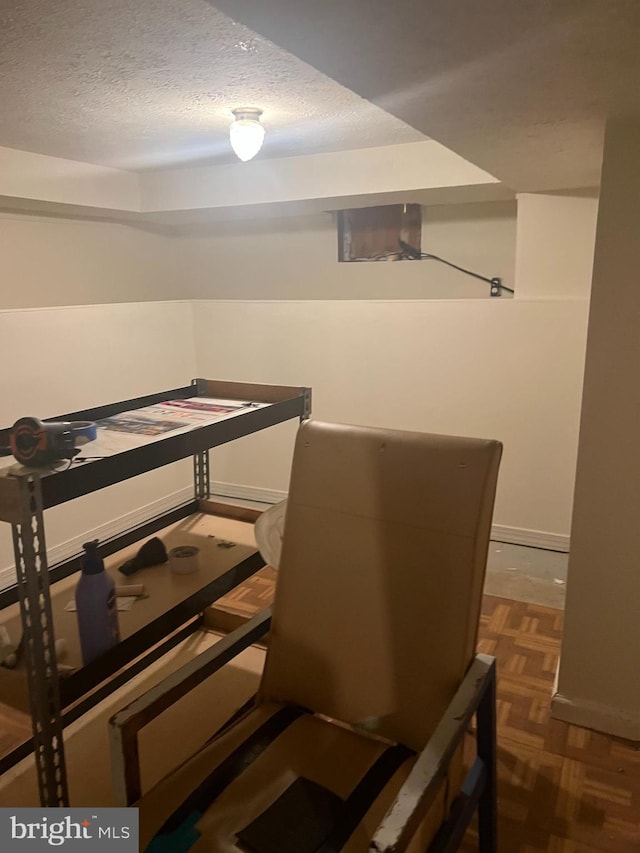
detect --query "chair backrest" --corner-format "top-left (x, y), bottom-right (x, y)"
top-left (260, 420), bottom-right (502, 751)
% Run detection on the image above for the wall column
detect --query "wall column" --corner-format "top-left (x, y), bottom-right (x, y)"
top-left (514, 192), bottom-right (597, 300)
top-left (553, 117), bottom-right (640, 738)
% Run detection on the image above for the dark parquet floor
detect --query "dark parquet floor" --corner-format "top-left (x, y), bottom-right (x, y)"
top-left (2, 571), bottom-right (639, 851)
top-left (213, 574), bottom-right (640, 852)
top-left (462, 597), bottom-right (640, 852)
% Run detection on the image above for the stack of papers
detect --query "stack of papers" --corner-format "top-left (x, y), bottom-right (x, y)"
top-left (75, 396), bottom-right (268, 459)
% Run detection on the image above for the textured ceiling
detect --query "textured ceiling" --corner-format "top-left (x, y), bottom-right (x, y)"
top-left (3, 1), bottom-right (634, 191)
top-left (0, 0), bottom-right (424, 170)
top-left (210, 0), bottom-right (640, 192)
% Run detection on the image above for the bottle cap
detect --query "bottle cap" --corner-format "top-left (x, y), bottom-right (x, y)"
top-left (81, 539), bottom-right (104, 575)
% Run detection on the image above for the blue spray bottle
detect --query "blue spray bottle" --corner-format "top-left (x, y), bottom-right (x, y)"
top-left (75, 540), bottom-right (120, 665)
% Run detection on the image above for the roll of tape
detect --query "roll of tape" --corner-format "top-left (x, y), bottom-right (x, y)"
top-left (168, 545), bottom-right (200, 575)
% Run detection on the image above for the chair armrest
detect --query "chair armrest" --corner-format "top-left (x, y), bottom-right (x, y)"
top-left (370, 653), bottom-right (496, 853)
top-left (109, 606), bottom-right (272, 806)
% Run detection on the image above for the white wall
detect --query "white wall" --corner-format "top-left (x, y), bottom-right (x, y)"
top-left (180, 201), bottom-right (517, 301)
top-left (0, 194), bottom-right (595, 590)
top-left (0, 213), bottom-right (175, 309)
top-left (194, 298), bottom-right (588, 546)
top-left (553, 119), bottom-right (640, 738)
top-left (515, 193), bottom-right (598, 299)
top-left (183, 196), bottom-right (595, 547)
top-left (422, 202), bottom-right (517, 294)
top-left (0, 300), bottom-right (197, 585)
top-left (0, 213), bottom-right (196, 586)
top-left (0, 147), bottom-right (139, 212)
top-left (140, 141), bottom-right (500, 212)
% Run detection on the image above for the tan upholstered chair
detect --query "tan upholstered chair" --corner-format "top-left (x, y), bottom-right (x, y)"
top-left (110, 420), bottom-right (502, 852)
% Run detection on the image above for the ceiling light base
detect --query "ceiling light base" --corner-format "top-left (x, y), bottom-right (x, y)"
top-left (230, 108), bottom-right (265, 162)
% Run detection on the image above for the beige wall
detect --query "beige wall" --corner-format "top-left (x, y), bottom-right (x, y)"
top-left (0, 212), bottom-right (191, 584)
top-left (0, 213), bottom-right (175, 309)
top-left (553, 119), bottom-right (640, 738)
top-left (179, 201), bottom-right (517, 301)
top-left (0, 146), bottom-right (139, 211)
top-left (183, 197), bottom-right (596, 545)
top-left (0, 200), bottom-right (518, 308)
top-left (515, 193), bottom-right (598, 299)
top-left (194, 298), bottom-right (588, 545)
top-left (0, 193), bottom-right (596, 588)
top-left (139, 141), bottom-right (500, 212)
top-left (0, 301), bottom-right (197, 583)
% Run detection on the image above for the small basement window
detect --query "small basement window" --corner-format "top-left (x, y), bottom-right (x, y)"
top-left (338, 204), bottom-right (421, 262)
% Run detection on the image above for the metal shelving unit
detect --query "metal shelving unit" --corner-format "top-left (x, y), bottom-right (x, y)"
top-left (0, 378), bottom-right (311, 806)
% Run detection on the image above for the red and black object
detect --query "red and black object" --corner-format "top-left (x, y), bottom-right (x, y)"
top-left (7, 417), bottom-right (97, 467)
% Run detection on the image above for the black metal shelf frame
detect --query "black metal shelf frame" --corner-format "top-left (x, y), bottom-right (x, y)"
top-left (0, 378), bottom-right (311, 807)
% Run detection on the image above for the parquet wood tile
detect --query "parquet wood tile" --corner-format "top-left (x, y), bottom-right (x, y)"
top-left (212, 565), bottom-right (277, 616)
top-left (0, 700), bottom-right (30, 757)
top-left (463, 596), bottom-right (640, 853)
top-left (213, 579), bottom-right (640, 851)
top-left (2, 573), bottom-right (639, 853)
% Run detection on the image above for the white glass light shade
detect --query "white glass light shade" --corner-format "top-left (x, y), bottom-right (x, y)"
top-left (230, 109), bottom-right (265, 162)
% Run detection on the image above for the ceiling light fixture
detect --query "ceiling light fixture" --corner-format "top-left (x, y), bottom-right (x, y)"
top-left (230, 108), bottom-right (265, 162)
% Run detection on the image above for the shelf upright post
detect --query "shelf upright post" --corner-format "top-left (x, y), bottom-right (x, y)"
top-left (193, 449), bottom-right (210, 500)
top-left (192, 377), bottom-right (211, 501)
top-left (11, 472), bottom-right (69, 806)
top-left (301, 388), bottom-right (312, 422)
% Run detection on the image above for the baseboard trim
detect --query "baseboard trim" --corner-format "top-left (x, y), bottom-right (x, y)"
top-left (210, 481), bottom-right (288, 507)
top-left (0, 481), bottom-right (569, 591)
top-left (212, 485), bottom-right (571, 552)
top-left (491, 524), bottom-right (569, 552)
top-left (0, 483), bottom-right (273, 591)
top-left (551, 691), bottom-right (640, 741)
top-left (0, 565), bottom-right (16, 589)
top-left (0, 486), bottom-right (194, 589)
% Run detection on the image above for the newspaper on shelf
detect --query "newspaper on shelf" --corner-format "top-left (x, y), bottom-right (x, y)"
top-left (75, 396), bottom-right (269, 459)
